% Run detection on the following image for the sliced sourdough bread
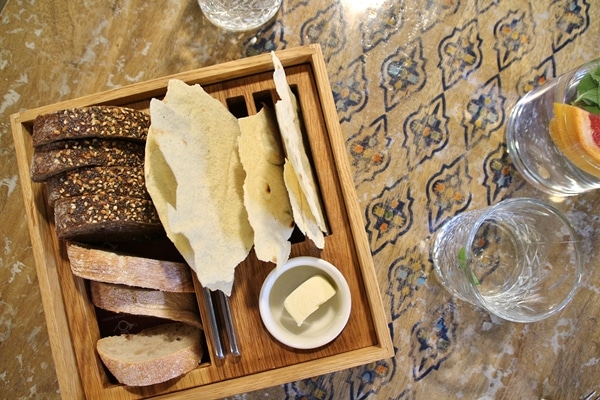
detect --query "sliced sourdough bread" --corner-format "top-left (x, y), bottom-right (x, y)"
top-left (89, 281), bottom-right (202, 329)
top-left (96, 323), bottom-right (202, 386)
top-left (54, 195), bottom-right (163, 241)
top-left (31, 138), bottom-right (145, 181)
top-left (32, 106), bottom-right (150, 147)
top-left (46, 166), bottom-right (150, 207)
top-left (67, 242), bottom-right (194, 292)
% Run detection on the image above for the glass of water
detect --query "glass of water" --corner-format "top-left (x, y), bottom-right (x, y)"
top-left (198, 0), bottom-right (282, 31)
top-left (431, 198), bottom-right (582, 323)
top-left (505, 58), bottom-right (600, 196)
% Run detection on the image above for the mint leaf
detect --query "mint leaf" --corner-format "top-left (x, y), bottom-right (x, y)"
top-left (591, 67), bottom-right (600, 83)
top-left (578, 73), bottom-right (597, 95)
top-left (458, 247), bottom-right (467, 269)
top-left (457, 247), bottom-right (480, 286)
top-left (574, 65), bottom-right (600, 115)
top-left (580, 103), bottom-right (600, 114)
top-left (575, 87), bottom-right (600, 106)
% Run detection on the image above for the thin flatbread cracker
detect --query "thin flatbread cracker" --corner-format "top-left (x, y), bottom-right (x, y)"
top-left (238, 106), bottom-right (294, 268)
top-left (145, 132), bottom-right (195, 267)
top-left (145, 79), bottom-right (253, 296)
top-left (283, 162), bottom-right (324, 248)
top-left (272, 52), bottom-right (327, 248)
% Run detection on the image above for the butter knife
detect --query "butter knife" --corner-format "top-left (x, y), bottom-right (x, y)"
top-left (216, 290), bottom-right (240, 357)
top-left (202, 287), bottom-right (225, 360)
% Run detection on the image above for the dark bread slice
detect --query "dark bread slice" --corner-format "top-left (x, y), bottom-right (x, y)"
top-left (54, 195), bottom-right (164, 241)
top-left (46, 166), bottom-right (150, 207)
top-left (32, 106), bottom-right (150, 147)
top-left (31, 138), bottom-right (145, 181)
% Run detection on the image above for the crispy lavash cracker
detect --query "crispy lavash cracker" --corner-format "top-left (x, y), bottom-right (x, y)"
top-left (238, 106), bottom-right (294, 268)
top-left (145, 79), bottom-right (253, 296)
top-left (271, 52), bottom-right (327, 249)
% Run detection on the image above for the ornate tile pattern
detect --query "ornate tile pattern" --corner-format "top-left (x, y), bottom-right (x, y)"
top-left (550, 0), bottom-right (590, 51)
top-left (387, 245), bottom-right (430, 320)
top-left (285, 374), bottom-right (335, 399)
top-left (416, 0), bottom-right (460, 33)
top-left (403, 94), bottom-right (449, 168)
top-left (461, 75), bottom-right (506, 149)
top-left (361, 0), bottom-right (405, 52)
top-left (426, 156), bottom-right (472, 233)
top-left (344, 357), bottom-right (396, 399)
top-left (366, 178), bottom-right (414, 254)
top-left (493, 8), bottom-right (535, 71)
top-left (515, 56), bottom-right (556, 97)
top-left (380, 38), bottom-right (427, 112)
top-left (346, 115), bottom-right (391, 186)
top-left (483, 142), bottom-right (524, 203)
top-left (331, 55), bottom-right (369, 123)
top-left (438, 20), bottom-right (483, 90)
top-left (409, 303), bottom-right (457, 381)
top-left (300, 1), bottom-right (346, 61)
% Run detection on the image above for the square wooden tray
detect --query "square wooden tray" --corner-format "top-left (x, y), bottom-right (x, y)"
top-left (11, 44), bottom-right (393, 399)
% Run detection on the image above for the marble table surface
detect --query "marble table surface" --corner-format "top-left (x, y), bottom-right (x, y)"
top-left (0, 0), bottom-right (599, 398)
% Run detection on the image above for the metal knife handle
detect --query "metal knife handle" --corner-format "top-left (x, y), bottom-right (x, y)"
top-left (217, 290), bottom-right (240, 357)
top-left (203, 288), bottom-right (225, 360)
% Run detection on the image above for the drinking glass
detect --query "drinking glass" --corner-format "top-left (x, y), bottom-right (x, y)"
top-left (431, 198), bottom-right (582, 323)
top-left (198, 0), bottom-right (282, 31)
top-left (506, 58), bottom-right (600, 196)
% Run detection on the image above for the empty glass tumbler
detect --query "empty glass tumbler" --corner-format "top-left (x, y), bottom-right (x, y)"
top-left (431, 198), bottom-right (582, 323)
top-left (198, 0), bottom-right (282, 31)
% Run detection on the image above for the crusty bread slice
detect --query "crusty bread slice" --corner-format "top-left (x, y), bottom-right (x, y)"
top-left (32, 106), bottom-right (150, 147)
top-left (96, 323), bottom-right (202, 386)
top-left (67, 242), bottom-right (194, 292)
top-left (90, 281), bottom-right (202, 329)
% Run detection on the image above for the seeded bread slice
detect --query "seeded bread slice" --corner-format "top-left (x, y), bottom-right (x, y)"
top-left (90, 281), bottom-right (202, 329)
top-left (54, 195), bottom-right (164, 241)
top-left (46, 166), bottom-right (150, 207)
top-left (31, 138), bottom-right (145, 182)
top-left (32, 106), bottom-right (150, 147)
top-left (67, 242), bottom-right (194, 292)
top-left (96, 323), bottom-right (202, 386)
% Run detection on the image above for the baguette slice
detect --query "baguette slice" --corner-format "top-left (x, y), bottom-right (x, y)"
top-left (67, 242), bottom-right (194, 292)
top-left (90, 281), bottom-right (202, 329)
top-left (96, 323), bottom-right (202, 386)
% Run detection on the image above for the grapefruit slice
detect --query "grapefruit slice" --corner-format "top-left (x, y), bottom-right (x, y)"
top-left (549, 102), bottom-right (600, 178)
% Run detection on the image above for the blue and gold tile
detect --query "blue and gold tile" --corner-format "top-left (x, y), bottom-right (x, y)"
top-left (438, 20), bottom-right (483, 90)
top-left (426, 156), bottom-right (472, 233)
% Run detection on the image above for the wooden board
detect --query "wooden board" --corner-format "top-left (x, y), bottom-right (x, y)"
top-left (11, 45), bottom-right (393, 400)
